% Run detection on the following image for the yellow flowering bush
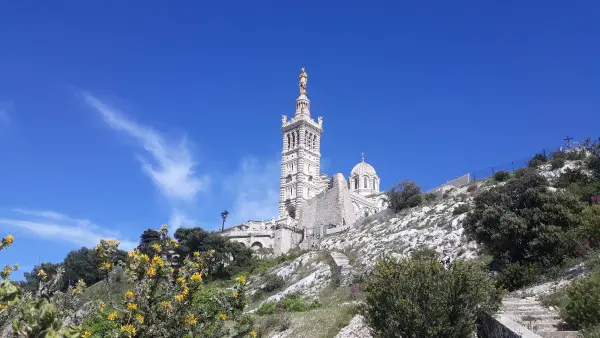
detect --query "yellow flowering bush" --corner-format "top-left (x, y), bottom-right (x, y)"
top-left (85, 225), bottom-right (254, 337)
top-left (1, 234), bottom-right (86, 337)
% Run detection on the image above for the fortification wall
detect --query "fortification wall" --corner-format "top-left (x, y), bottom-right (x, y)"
top-left (299, 173), bottom-right (356, 248)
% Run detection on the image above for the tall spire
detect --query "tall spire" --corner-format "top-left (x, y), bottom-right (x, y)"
top-left (295, 67), bottom-right (311, 116)
top-left (362, 152), bottom-right (365, 162)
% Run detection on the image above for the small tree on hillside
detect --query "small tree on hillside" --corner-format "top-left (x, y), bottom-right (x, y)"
top-left (386, 180), bottom-right (422, 212)
top-left (464, 168), bottom-right (584, 267)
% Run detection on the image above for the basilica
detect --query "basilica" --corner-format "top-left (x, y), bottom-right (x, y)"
top-left (221, 68), bottom-right (388, 254)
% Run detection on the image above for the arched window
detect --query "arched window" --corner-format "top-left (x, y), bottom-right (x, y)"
top-left (372, 178), bottom-right (377, 190)
top-left (286, 134), bottom-right (290, 150)
top-left (354, 178), bottom-right (359, 189)
top-left (364, 177), bottom-right (368, 188)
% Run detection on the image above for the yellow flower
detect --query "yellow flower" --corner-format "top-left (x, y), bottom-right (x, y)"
top-left (107, 312), bottom-right (118, 321)
top-left (190, 272), bottom-right (202, 282)
top-left (120, 324), bottom-right (137, 337)
top-left (219, 313), bottom-right (227, 320)
top-left (236, 275), bottom-right (247, 285)
top-left (127, 251), bottom-right (135, 258)
top-left (177, 277), bottom-right (186, 285)
top-left (183, 313), bottom-right (198, 326)
top-left (152, 256), bottom-right (164, 267)
top-left (232, 291), bottom-right (238, 298)
top-left (193, 251), bottom-right (200, 257)
top-left (95, 243), bottom-right (101, 251)
top-left (102, 262), bottom-right (113, 271)
top-left (81, 332), bottom-right (92, 338)
top-left (127, 302), bottom-right (137, 311)
top-left (124, 291), bottom-right (135, 299)
top-left (160, 300), bottom-right (172, 311)
top-left (151, 242), bottom-right (161, 252)
top-left (12, 263), bottom-right (18, 270)
top-left (98, 301), bottom-right (106, 313)
top-left (37, 269), bottom-right (48, 280)
top-left (209, 249), bottom-right (216, 254)
top-left (250, 330), bottom-right (257, 338)
top-left (146, 266), bottom-right (156, 277)
top-left (4, 235), bottom-right (14, 245)
top-left (0, 304), bottom-right (8, 310)
top-left (174, 294), bottom-right (185, 302)
top-left (135, 313), bottom-right (144, 324)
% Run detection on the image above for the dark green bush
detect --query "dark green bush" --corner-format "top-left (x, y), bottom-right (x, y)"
top-left (261, 274), bottom-right (285, 293)
top-left (407, 194), bottom-right (423, 208)
top-left (551, 157), bottom-right (566, 170)
top-left (556, 168), bottom-right (590, 188)
top-left (363, 256), bottom-right (501, 338)
top-left (495, 261), bottom-right (538, 291)
top-left (588, 156), bottom-right (600, 179)
top-left (566, 180), bottom-right (600, 204)
top-left (493, 170), bottom-right (511, 182)
top-left (424, 193), bottom-right (438, 202)
top-left (559, 272), bottom-right (600, 330)
top-left (386, 181), bottom-right (422, 212)
top-left (580, 205), bottom-right (600, 248)
top-left (528, 153), bottom-right (548, 168)
top-left (453, 204), bottom-right (470, 215)
top-left (464, 168), bottom-right (584, 268)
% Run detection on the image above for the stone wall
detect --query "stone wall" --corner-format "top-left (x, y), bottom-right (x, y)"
top-left (299, 173), bottom-right (357, 249)
top-left (477, 312), bottom-right (543, 338)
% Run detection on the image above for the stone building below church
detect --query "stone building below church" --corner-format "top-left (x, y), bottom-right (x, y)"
top-left (221, 68), bottom-right (388, 254)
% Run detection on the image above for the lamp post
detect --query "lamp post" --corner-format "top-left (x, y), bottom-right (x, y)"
top-left (220, 210), bottom-right (229, 232)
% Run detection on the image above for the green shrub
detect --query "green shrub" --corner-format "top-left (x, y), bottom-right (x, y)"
top-left (556, 168), bottom-right (590, 188)
top-left (567, 180), bottom-right (600, 204)
top-left (493, 170), bottom-right (511, 182)
top-left (559, 272), bottom-right (600, 330)
top-left (580, 205), bottom-right (600, 248)
top-left (589, 156), bottom-right (600, 179)
top-left (464, 168), bottom-right (584, 267)
top-left (495, 261), bottom-right (538, 291)
top-left (551, 157), bottom-right (566, 170)
top-left (407, 194), bottom-right (423, 208)
top-left (453, 204), bottom-right (470, 216)
top-left (261, 274), bottom-right (285, 293)
top-left (528, 153), bottom-right (548, 168)
top-left (386, 181), bottom-right (422, 212)
top-left (257, 293), bottom-right (320, 316)
top-left (363, 255), bottom-right (501, 338)
top-left (424, 193), bottom-right (438, 202)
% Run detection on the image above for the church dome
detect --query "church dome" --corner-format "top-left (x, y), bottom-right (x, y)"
top-left (351, 159), bottom-right (377, 177)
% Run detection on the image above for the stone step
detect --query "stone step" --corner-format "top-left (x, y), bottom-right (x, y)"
top-left (539, 331), bottom-right (581, 338)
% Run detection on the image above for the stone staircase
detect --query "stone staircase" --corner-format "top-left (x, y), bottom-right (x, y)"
top-left (501, 297), bottom-right (580, 338)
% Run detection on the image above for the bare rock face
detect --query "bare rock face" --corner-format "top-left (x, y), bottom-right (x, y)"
top-left (335, 315), bottom-right (372, 338)
top-left (320, 185), bottom-right (480, 269)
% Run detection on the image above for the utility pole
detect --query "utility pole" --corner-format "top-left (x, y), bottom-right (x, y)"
top-left (220, 210), bottom-right (229, 232)
top-left (564, 136), bottom-right (574, 149)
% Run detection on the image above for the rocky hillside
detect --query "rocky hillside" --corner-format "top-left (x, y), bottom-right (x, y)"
top-left (246, 158), bottom-right (599, 337)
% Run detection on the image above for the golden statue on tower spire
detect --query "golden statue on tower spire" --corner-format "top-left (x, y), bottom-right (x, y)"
top-left (299, 67), bottom-right (308, 94)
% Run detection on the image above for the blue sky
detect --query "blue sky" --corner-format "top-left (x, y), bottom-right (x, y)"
top-left (1, 1), bottom-right (599, 278)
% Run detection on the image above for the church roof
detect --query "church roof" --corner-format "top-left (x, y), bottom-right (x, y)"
top-left (351, 154), bottom-right (377, 177)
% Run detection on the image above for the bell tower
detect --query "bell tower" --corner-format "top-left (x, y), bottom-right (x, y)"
top-left (279, 68), bottom-right (324, 220)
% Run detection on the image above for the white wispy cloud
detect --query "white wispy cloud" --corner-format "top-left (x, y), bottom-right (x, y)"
top-left (0, 209), bottom-right (137, 250)
top-left (223, 156), bottom-right (280, 225)
top-left (81, 92), bottom-right (208, 202)
top-left (81, 92), bottom-right (210, 230)
top-left (0, 101), bottom-right (13, 126)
